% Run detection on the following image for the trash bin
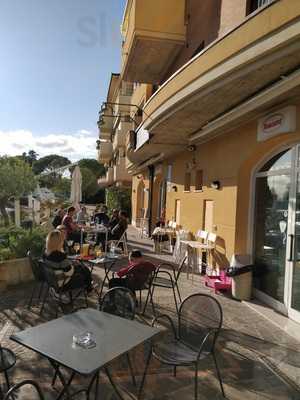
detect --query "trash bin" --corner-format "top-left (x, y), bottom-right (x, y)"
top-left (227, 254), bottom-right (253, 301)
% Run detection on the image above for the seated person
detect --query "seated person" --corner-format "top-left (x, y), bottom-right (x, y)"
top-left (76, 205), bottom-right (88, 224)
top-left (62, 206), bottom-right (82, 242)
top-left (108, 208), bottom-right (119, 229)
top-left (52, 208), bottom-right (65, 228)
top-left (94, 205), bottom-right (110, 226)
top-left (109, 250), bottom-right (156, 292)
top-left (44, 230), bottom-right (92, 291)
top-left (97, 210), bottom-right (128, 250)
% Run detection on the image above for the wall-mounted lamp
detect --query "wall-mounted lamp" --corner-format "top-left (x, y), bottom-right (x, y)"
top-left (172, 185), bottom-right (178, 192)
top-left (137, 175), bottom-right (142, 179)
top-left (210, 180), bottom-right (221, 190)
top-left (96, 139), bottom-right (101, 150)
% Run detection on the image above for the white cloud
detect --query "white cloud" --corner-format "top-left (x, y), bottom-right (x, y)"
top-left (0, 129), bottom-right (97, 162)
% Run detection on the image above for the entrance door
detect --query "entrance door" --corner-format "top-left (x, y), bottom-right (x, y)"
top-left (253, 145), bottom-right (300, 323)
top-left (204, 200), bottom-right (214, 232)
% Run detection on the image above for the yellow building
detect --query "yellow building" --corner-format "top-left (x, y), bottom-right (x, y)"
top-left (97, 74), bottom-right (133, 189)
top-left (99, 0), bottom-right (300, 323)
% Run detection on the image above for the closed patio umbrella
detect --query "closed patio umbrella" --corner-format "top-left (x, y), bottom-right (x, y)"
top-left (70, 165), bottom-right (82, 206)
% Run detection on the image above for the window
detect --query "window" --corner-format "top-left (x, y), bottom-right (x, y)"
top-left (184, 172), bottom-right (191, 192)
top-left (248, 0), bottom-right (273, 14)
top-left (195, 170), bottom-right (203, 191)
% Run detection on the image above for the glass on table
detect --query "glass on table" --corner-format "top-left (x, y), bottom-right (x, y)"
top-left (73, 242), bottom-right (80, 254)
top-left (94, 245), bottom-right (102, 258)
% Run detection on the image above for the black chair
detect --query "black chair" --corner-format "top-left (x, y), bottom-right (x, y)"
top-left (143, 256), bottom-right (187, 315)
top-left (139, 293), bottom-right (225, 400)
top-left (4, 379), bottom-right (44, 400)
top-left (27, 251), bottom-right (47, 310)
top-left (99, 287), bottom-right (137, 388)
top-left (39, 259), bottom-right (89, 317)
top-left (0, 344), bottom-right (16, 397)
top-left (125, 262), bottom-right (156, 312)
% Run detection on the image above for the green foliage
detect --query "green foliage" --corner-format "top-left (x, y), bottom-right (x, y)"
top-left (0, 226), bottom-right (46, 261)
top-left (33, 154), bottom-right (71, 175)
top-left (0, 248), bottom-right (16, 261)
top-left (106, 187), bottom-right (132, 219)
top-left (78, 159), bottom-right (106, 178)
top-left (0, 156), bottom-right (36, 201)
top-left (80, 167), bottom-right (99, 201)
top-left (52, 177), bottom-right (71, 198)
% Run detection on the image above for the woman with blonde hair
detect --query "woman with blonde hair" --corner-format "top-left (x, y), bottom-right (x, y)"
top-left (44, 230), bottom-right (92, 291)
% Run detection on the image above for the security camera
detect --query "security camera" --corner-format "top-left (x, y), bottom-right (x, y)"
top-left (187, 145), bottom-right (196, 152)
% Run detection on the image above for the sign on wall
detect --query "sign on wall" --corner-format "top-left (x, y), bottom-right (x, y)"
top-left (257, 106), bottom-right (296, 142)
top-left (136, 127), bottom-right (149, 149)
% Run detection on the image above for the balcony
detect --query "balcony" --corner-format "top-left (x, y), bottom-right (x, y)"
top-left (121, 0), bottom-right (186, 84)
top-left (97, 141), bottom-right (113, 165)
top-left (113, 120), bottom-right (132, 151)
top-left (98, 167), bottom-right (113, 187)
top-left (130, 0), bottom-right (300, 164)
top-left (113, 157), bottom-right (131, 184)
top-left (98, 112), bottom-right (113, 140)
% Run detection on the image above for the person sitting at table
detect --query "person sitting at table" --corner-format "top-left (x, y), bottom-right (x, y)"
top-left (94, 205), bottom-right (109, 226)
top-left (97, 210), bottom-right (128, 250)
top-left (108, 208), bottom-right (119, 229)
top-left (76, 205), bottom-right (88, 225)
top-left (62, 206), bottom-right (82, 242)
top-left (44, 230), bottom-right (92, 291)
top-left (108, 250), bottom-right (156, 293)
top-left (52, 208), bottom-right (65, 229)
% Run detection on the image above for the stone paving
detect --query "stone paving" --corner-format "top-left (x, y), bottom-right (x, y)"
top-left (0, 226), bottom-right (300, 399)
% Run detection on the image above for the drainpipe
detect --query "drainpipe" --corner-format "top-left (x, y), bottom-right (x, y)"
top-left (148, 165), bottom-right (155, 236)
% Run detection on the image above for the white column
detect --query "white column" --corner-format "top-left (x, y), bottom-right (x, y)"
top-left (14, 199), bottom-right (21, 227)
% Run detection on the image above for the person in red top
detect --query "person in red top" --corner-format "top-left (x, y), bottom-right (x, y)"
top-left (62, 206), bottom-right (81, 242)
top-left (109, 250), bottom-right (156, 293)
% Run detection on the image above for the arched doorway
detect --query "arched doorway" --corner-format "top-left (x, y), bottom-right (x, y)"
top-left (253, 145), bottom-right (300, 322)
top-left (152, 176), bottom-right (166, 226)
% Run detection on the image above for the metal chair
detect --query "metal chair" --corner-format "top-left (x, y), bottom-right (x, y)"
top-left (0, 344), bottom-right (16, 397)
top-left (125, 262), bottom-right (156, 312)
top-left (99, 287), bottom-right (137, 388)
top-left (39, 260), bottom-right (89, 317)
top-left (4, 379), bottom-right (45, 400)
top-left (27, 251), bottom-right (47, 310)
top-left (143, 256), bottom-right (187, 315)
top-left (139, 293), bottom-right (225, 400)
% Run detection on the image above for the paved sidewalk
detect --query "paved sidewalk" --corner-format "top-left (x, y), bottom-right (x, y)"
top-left (0, 226), bottom-right (299, 399)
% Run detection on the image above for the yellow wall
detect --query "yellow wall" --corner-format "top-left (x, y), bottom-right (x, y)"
top-left (164, 101), bottom-right (300, 266)
top-left (143, 0), bottom-right (300, 120)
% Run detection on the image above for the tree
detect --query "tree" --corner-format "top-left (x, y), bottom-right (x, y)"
top-left (106, 187), bottom-right (132, 219)
top-left (52, 177), bottom-right (71, 199)
top-left (0, 157), bottom-right (36, 225)
top-left (80, 167), bottom-right (99, 202)
top-left (32, 154), bottom-right (71, 175)
top-left (78, 159), bottom-right (106, 178)
top-left (18, 150), bottom-right (39, 166)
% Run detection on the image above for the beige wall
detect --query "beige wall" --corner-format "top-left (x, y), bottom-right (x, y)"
top-left (162, 101), bottom-right (300, 266)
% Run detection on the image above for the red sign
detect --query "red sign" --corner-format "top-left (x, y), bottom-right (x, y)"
top-left (263, 114), bottom-right (284, 133)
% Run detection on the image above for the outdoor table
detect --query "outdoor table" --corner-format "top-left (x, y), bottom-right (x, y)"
top-left (10, 308), bottom-right (160, 400)
top-left (88, 254), bottom-right (128, 298)
top-left (83, 224), bottom-right (109, 253)
top-left (180, 240), bottom-right (215, 280)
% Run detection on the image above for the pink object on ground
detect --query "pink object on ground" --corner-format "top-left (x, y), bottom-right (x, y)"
top-left (205, 270), bottom-right (232, 294)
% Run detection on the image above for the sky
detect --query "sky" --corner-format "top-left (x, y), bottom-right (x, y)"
top-left (0, 0), bottom-right (126, 161)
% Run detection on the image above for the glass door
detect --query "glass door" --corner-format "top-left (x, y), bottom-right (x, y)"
top-left (254, 145), bottom-right (300, 323)
top-left (287, 150), bottom-right (300, 323)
